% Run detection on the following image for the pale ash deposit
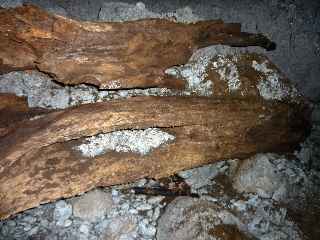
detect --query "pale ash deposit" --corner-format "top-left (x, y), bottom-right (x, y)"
top-left (252, 60), bottom-right (299, 101)
top-left (75, 128), bottom-right (175, 157)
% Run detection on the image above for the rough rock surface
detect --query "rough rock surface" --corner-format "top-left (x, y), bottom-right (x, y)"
top-left (0, 184), bottom-right (165, 240)
top-left (157, 197), bottom-right (225, 240)
top-left (97, 2), bottom-right (201, 23)
top-left (72, 189), bottom-right (113, 222)
top-left (156, 196), bottom-right (302, 240)
top-left (0, 0), bottom-right (22, 8)
top-left (53, 200), bottom-right (73, 227)
top-left (232, 153), bottom-right (309, 202)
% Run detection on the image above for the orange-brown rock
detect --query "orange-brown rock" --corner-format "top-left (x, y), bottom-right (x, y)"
top-left (0, 5), bottom-right (275, 90)
top-left (0, 96), bottom-right (309, 220)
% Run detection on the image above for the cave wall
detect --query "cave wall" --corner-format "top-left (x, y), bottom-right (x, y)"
top-left (1, 0), bottom-right (320, 101)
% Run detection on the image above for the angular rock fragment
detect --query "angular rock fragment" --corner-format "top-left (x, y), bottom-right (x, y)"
top-left (0, 96), bottom-right (310, 220)
top-left (0, 5), bottom-right (275, 90)
top-left (72, 189), bottom-right (113, 222)
top-left (157, 196), bottom-right (303, 240)
top-left (232, 153), bottom-right (308, 202)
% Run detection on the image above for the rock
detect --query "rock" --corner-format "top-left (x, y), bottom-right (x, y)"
top-left (152, 207), bottom-right (161, 222)
top-left (209, 224), bottom-right (252, 240)
top-left (21, 215), bottom-right (36, 224)
top-left (53, 200), bottom-right (72, 226)
top-left (232, 153), bottom-right (308, 202)
top-left (136, 203), bottom-right (153, 211)
top-left (178, 161), bottom-right (229, 191)
top-left (102, 215), bottom-right (138, 240)
top-left (0, 71), bottom-right (110, 109)
top-left (72, 189), bottom-right (113, 222)
top-left (157, 195), bottom-right (303, 240)
top-left (0, 71), bottom-right (70, 109)
top-left (79, 223), bottom-right (90, 235)
top-left (147, 196), bottom-right (165, 205)
top-left (0, 0), bottom-right (22, 8)
top-left (63, 219), bottom-right (72, 227)
top-left (98, 2), bottom-right (200, 23)
top-left (157, 197), bottom-right (223, 240)
top-left (138, 220), bottom-right (156, 237)
top-left (98, 2), bottom-right (159, 22)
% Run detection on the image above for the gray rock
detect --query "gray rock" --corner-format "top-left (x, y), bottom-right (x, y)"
top-left (232, 153), bottom-right (308, 202)
top-left (63, 219), bottom-right (72, 227)
top-left (53, 200), bottom-right (73, 226)
top-left (98, 2), bottom-right (160, 22)
top-left (98, 2), bottom-right (200, 23)
top-left (0, 71), bottom-right (70, 109)
top-left (157, 197), bottom-right (222, 240)
top-left (178, 160), bottom-right (229, 191)
top-left (158, 195), bottom-right (303, 240)
top-left (27, 226), bottom-right (39, 236)
top-left (138, 220), bottom-right (156, 237)
top-left (21, 215), bottom-right (36, 224)
top-left (72, 189), bottom-right (113, 222)
top-left (136, 203), bottom-right (152, 211)
top-left (102, 215), bottom-right (138, 240)
top-left (0, 71), bottom-right (108, 109)
top-left (0, 0), bottom-right (22, 8)
top-left (79, 223), bottom-right (91, 235)
top-left (147, 196), bottom-right (165, 205)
